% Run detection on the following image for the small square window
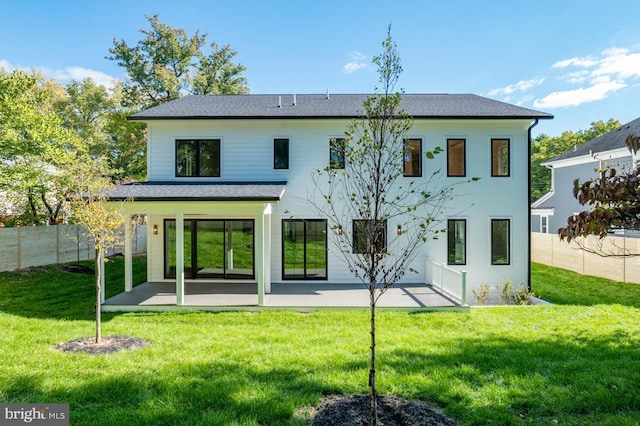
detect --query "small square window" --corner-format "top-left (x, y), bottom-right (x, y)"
top-left (403, 138), bottom-right (422, 177)
top-left (330, 138), bottom-right (346, 169)
top-left (447, 139), bottom-right (466, 177)
top-left (491, 139), bottom-right (510, 177)
top-left (274, 138), bottom-right (289, 169)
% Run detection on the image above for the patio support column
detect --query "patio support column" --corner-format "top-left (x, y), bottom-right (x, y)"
top-left (175, 212), bottom-right (185, 305)
top-left (263, 204), bottom-right (272, 294)
top-left (124, 215), bottom-right (133, 292)
top-left (256, 210), bottom-right (265, 306)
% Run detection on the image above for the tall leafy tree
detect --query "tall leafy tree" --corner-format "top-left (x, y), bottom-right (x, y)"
top-left (108, 14), bottom-right (249, 108)
top-left (0, 70), bottom-right (86, 225)
top-left (310, 28), bottom-right (475, 425)
top-left (531, 119), bottom-right (620, 201)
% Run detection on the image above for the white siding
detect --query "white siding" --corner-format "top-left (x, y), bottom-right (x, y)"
top-left (144, 118), bottom-right (533, 293)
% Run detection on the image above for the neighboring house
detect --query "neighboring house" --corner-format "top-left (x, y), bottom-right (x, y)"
top-left (532, 116), bottom-right (640, 235)
top-left (106, 94), bottom-right (551, 305)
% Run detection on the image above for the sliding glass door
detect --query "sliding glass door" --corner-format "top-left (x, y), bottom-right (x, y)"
top-left (282, 219), bottom-right (327, 280)
top-left (164, 219), bottom-right (254, 279)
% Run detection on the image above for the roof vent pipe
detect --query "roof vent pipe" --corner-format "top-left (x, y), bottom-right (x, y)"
top-left (278, 96), bottom-right (282, 108)
top-left (326, 89), bottom-right (330, 100)
top-left (293, 94), bottom-right (296, 106)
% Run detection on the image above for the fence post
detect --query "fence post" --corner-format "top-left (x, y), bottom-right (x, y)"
top-left (461, 271), bottom-right (467, 305)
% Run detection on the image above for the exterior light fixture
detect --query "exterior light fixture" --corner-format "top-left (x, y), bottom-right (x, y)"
top-left (397, 225), bottom-right (402, 235)
top-left (336, 225), bottom-right (343, 235)
top-left (153, 224), bottom-right (158, 235)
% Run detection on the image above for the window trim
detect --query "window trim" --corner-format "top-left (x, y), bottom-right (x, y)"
top-left (281, 219), bottom-right (328, 280)
top-left (491, 138), bottom-right (510, 177)
top-left (447, 219), bottom-right (467, 265)
top-left (490, 218), bottom-right (511, 265)
top-left (273, 138), bottom-right (289, 170)
top-left (175, 139), bottom-right (221, 177)
top-left (330, 137), bottom-right (346, 169)
top-left (352, 219), bottom-right (387, 254)
top-left (446, 138), bottom-right (466, 177)
top-left (403, 138), bottom-right (422, 177)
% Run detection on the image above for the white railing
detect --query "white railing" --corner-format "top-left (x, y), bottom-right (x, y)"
top-left (425, 258), bottom-right (467, 305)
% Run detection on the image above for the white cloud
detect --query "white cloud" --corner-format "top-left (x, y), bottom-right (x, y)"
top-left (486, 77), bottom-right (545, 96)
top-left (0, 59), bottom-right (117, 87)
top-left (552, 57), bottom-right (598, 68)
top-left (560, 70), bottom-right (590, 84)
top-left (342, 51), bottom-right (369, 74)
top-left (533, 78), bottom-right (626, 108)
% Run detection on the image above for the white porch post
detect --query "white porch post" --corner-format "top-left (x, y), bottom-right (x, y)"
top-left (263, 204), bottom-right (272, 294)
top-left (176, 212), bottom-right (185, 305)
top-left (124, 215), bottom-right (133, 292)
top-left (256, 210), bottom-right (265, 306)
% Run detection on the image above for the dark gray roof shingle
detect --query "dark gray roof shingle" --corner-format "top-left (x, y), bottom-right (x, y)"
top-left (549, 116), bottom-right (640, 162)
top-left (105, 181), bottom-right (287, 201)
top-left (129, 94), bottom-right (553, 120)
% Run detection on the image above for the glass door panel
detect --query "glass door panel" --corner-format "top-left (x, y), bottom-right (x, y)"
top-left (225, 220), bottom-right (254, 278)
top-left (305, 221), bottom-right (327, 279)
top-left (164, 220), bottom-right (193, 278)
top-left (283, 220), bottom-right (305, 279)
top-left (196, 220), bottom-right (225, 278)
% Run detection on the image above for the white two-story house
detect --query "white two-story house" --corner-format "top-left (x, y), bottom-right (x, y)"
top-left (106, 94), bottom-right (552, 308)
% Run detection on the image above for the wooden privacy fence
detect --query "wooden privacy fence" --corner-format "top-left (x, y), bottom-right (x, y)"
top-left (0, 224), bottom-right (147, 272)
top-left (531, 232), bottom-right (640, 283)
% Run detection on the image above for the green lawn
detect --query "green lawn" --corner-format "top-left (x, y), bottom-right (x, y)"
top-left (0, 260), bottom-right (639, 425)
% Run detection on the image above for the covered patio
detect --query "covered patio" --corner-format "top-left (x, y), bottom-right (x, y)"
top-left (102, 281), bottom-right (465, 312)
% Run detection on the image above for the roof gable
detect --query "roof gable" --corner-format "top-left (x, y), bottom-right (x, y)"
top-left (549, 116), bottom-right (640, 163)
top-left (129, 94), bottom-right (553, 120)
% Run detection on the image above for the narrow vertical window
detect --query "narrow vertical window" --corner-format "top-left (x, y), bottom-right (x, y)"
top-left (274, 138), bottom-right (289, 169)
top-left (491, 219), bottom-right (510, 265)
top-left (447, 139), bottom-right (466, 177)
top-left (353, 220), bottom-right (387, 254)
top-left (330, 138), bottom-right (345, 169)
top-left (491, 138), bottom-right (510, 176)
top-left (403, 138), bottom-right (422, 177)
top-left (447, 219), bottom-right (466, 265)
top-left (541, 216), bottom-right (548, 234)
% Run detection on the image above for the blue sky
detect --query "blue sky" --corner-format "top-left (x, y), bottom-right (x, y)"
top-left (2, 0), bottom-right (640, 137)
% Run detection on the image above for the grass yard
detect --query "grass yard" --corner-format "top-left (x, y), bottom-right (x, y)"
top-left (0, 259), bottom-right (639, 425)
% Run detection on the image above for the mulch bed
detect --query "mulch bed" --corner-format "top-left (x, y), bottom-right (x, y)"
top-left (310, 394), bottom-right (457, 425)
top-left (55, 335), bottom-right (151, 355)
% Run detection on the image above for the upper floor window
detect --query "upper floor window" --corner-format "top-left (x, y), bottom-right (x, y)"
top-left (176, 139), bottom-right (220, 177)
top-left (403, 138), bottom-right (422, 177)
top-left (447, 139), bottom-right (466, 177)
top-left (491, 138), bottom-right (510, 177)
top-left (491, 218), bottom-right (510, 265)
top-left (330, 138), bottom-right (346, 169)
top-left (353, 219), bottom-right (387, 254)
top-left (274, 138), bottom-right (289, 169)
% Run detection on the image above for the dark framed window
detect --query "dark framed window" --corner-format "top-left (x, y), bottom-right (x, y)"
top-left (447, 219), bottom-right (466, 265)
top-left (282, 219), bottom-right (327, 280)
top-left (541, 216), bottom-right (548, 234)
top-left (447, 139), bottom-right (466, 177)
top-left (176, 139), bottom-right (220, 177)
top-left (353, 219), bottom-right (387, 254)
top-left (330, 138), bottom-right (346, 169)
top-left (274, 138), bottom-right (289, 169)
top-left (403, 138), bottom-right (422, 177)
top-left (491, 219), bottom-right (510, 265)
top-left (491, 138), bottom-right (510, 177)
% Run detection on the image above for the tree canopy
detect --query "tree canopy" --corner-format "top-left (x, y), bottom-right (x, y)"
top-left (108, 14), bottom-right (249, 109)
top-left (531, 119), bottom-right (620, 201)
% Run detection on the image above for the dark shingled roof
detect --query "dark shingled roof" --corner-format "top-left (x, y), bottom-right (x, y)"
top-left (129, 94), bottom-right (553, 120)
top-left (104, 181), bottom-right (287, 201)
top-left (549, 116), bottom-right (640, 162)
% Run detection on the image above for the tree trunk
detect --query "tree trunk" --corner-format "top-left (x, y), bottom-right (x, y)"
top-left (95, 248), bottom-right (102, 344)
top-left (369, 287), bottom-right (378, 425)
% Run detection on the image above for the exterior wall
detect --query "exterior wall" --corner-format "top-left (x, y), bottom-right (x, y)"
top-left (144, 118), bottom-right (535, 294)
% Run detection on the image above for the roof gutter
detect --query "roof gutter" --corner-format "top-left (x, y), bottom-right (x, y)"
top-left (527, 119), bottom-right (539, 292)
